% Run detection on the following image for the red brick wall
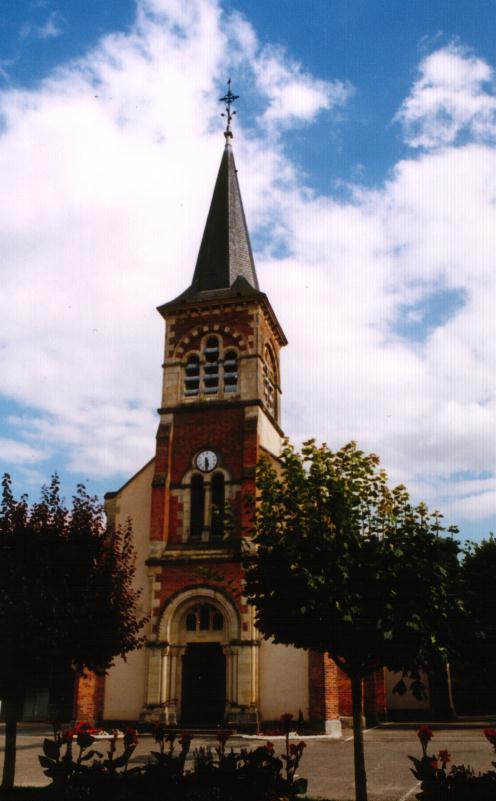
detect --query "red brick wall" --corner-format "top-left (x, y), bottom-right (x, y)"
top-left (308, 652), bottom-right (340, 721)
top-left (170, 307), bottom-right (255, 357)
top-left (154, 561), bottom-right (244, 620)
top-left (364, 669), bottom-right (387, 721)
top-left (150, 422), bottom-right (172, 542)
top-left (171, 406), bottom-right (246, 483)
top-left (74, 671), bottom-right (106, 724)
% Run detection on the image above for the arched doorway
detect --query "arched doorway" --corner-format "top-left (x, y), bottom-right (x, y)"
top-left (181, 643), bottom-right (226, 725)
top-left (150, 589), bottom-right (241, 725)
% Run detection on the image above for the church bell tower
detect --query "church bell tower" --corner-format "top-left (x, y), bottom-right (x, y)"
top-left (142, 86), bottom-right (287, 727)
top-left (98, 84), bottom-right (388, 734)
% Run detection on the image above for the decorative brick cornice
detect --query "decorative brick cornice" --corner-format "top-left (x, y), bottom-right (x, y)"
top-left (157, 398), bottom-right (284, 436)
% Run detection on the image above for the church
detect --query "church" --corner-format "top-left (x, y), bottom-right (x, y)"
top-left (74, 91), bottom-right (430, 735)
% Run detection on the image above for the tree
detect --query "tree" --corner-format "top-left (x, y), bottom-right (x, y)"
top-left (244, 441), bottom-right (461, 801)
top-left (0, 474), bottom-right (146, 789)
top-left (451, 536), bottom-right (496, 713)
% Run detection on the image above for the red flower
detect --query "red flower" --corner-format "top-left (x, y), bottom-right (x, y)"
top-left (265, 741), bottom-right (275, 753)
top-left (417, 725), bottom-right (433, 745)
top-left (62, 728), bottom-right (75, 742)
top-left (430, 758), bottom-right (439, 771)
top-left (438, 750), bottom-right (451, 766)
top-left (289, 741), bottom-right (306, 756)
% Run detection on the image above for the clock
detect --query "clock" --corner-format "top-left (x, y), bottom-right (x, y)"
top-left (194, 449), bottom-right (218, 472)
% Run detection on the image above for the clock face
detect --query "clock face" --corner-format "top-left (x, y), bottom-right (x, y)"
top-left (195, 449), bottom-right (218, 472)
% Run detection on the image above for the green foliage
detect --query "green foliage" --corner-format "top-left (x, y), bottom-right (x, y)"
top-left (244, 440), bottom-right (461, 681)
top-left (0, 472), bottom-right (147, 695)
top-left (38, 725), bottom-right (308, 801)
top-left (452, 536), bottom-right (496, 711)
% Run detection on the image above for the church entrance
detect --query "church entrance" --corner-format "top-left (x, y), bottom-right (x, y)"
top-left (181, 643), bottom-right (226, 725)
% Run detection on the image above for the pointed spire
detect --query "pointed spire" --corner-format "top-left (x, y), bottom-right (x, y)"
top-left (190, 142), bottom-right (259, 293)
top-left (158, 82), bottom-right (268, 319)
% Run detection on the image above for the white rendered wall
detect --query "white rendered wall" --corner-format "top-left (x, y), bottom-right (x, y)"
top-left (259, 640), bottom-right (309, 721)
top-left (104, 459), bottom-right (154, 721)
top-left (385, 669), bottom-right (430, 710)
top-left (257, 408), bottom-right (282, 458)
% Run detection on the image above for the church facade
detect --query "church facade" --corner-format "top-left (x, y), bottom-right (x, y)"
top-left (75, 129), bottom-right (430, 734)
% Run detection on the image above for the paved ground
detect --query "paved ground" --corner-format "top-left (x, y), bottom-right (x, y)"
top-left (1, 722), bottom-right (495, 800)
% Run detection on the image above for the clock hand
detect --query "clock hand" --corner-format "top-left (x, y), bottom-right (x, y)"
top-left (205, 456), bottom-right (209, 470)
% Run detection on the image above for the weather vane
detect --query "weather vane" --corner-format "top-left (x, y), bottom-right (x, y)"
top-left (220, 78), bottom-right (239, 140)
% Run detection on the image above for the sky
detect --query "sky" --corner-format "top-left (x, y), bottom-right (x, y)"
top-left (0, 0), bottom-right (495, 542)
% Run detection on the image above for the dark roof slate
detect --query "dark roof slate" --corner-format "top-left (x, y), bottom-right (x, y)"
top-left (158, 143), bottom-right (260, 315)
top-left (192, 142), bottom-right (259, 292)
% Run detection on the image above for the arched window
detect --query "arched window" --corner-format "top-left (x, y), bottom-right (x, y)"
top-left (223, 350), bottom-right (238, 393)
top-left (190, 474), bottom-right (204, 539)
top-left (211, 472), bottom-right (225, 539)
top-left (184, 603), bottom-right (224, 633)
top-left (203, 337), bottom-right (219, 394)
top-left (184, 355), bottom-right (200, 396)
top-left (263, 346), bottom-right (277, 416)
top-left (186, 612), bottom-right (196, 631)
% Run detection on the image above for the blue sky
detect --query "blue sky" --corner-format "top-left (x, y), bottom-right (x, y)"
top-left (0, 0), bottom-right (495, 541)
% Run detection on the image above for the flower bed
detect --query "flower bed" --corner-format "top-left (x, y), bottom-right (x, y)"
top-left (408, 724), bottom-right (496, 800)
top-left (39, 714), bottom-right (308, 801)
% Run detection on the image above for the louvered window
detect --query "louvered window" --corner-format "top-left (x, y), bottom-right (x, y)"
top-left (263, 347), bottom-right (276, 416)
top-left (184, 355), bottom-right (200, 396)
top-left (223, 351), bottom-right (238, 393)
top-left (203, 337), bottom-right (219, 394)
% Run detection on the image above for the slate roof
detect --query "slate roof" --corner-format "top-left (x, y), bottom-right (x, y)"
top-left (158, 142), bottom-right (263, 316)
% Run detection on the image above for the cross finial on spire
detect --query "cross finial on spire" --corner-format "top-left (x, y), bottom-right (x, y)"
top-left (220, 78), bottom-right (239, 141)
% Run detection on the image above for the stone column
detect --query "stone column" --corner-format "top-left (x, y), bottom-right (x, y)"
top-left (169, 645), bottom-right (185, 721)
top-left (145, 645), bottom-right (164, 707)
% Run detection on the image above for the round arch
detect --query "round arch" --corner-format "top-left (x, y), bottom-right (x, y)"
top-left (158, 585), bottom-right (240, 645)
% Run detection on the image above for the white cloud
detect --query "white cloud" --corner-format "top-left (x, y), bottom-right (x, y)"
top-left (19, 11), bottom-right (63, 41)
top-left (396, 44), bottom-right (496, 148)
top-left (254, 45), bottom-right (352, 130)
top-left (0, 3), bottom-right (494, 533)
top-left (38, 12), bottom-right (63, 40)
top-left (0, 438), bottom-right (49, 465)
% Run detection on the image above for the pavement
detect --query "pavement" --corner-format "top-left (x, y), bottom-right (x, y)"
top-left (1, 721), bottom-right (496, 800)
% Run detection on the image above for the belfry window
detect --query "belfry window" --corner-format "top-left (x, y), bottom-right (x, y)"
top-left (263, 346), bottom-right (277, 416)
top-left (190, 474), bottom-right (205, 539)
top-left (185, 603), bottom-right (224, 632)
top-left (211, 472), bottom-right (225, 539)
top-left (203, 337), bottom-right (220, 394)
top-left (223, 351), bottom-right (238, 393)
top-left (184, 355), bottom-right (200, 396)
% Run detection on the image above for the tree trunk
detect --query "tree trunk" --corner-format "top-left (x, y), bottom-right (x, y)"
top-left (1, 693), bottom-right (22, 789)
top-left (430, 661), bottom-right (456, 720)
top-left (351, 674), bottom-right (368, 801)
